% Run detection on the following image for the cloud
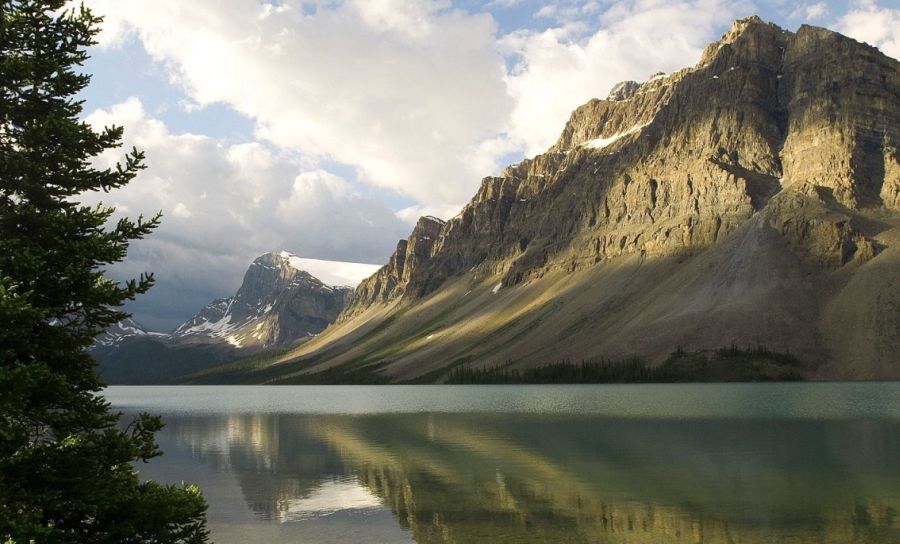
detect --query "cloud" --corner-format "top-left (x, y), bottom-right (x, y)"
top-left (395, 203), bottom-right (464, 225)
top-left (487, 0), bottom-right (525, 7)
top-left (789, 2), bottom-right (829, 22)
top-left (85, 0), bottom-right (513, 214)
top-left (535, 5), bottom-right (557, 19)
top-left (836, 0), bottom-right (900, 59)
top-left (82, 98), bottom-right (408, 330)
top-left (280, 255), bottom-right (382, 288)
top-left (531, 1), bottom-right (603, 25)
top-left (806, 3), bottom-right (828, 20)
top-left (172, 202), bottom-right (192, 218)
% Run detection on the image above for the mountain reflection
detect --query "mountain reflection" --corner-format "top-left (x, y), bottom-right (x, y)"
top-left (153, 413), bottom-right (900, 543)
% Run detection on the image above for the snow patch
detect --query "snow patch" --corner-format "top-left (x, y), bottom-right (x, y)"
top-left (492, 282), bottom-right (502, 294)
top-left (177, 306), bottom-right (238, 337)
top-left (581, 123), bottom-right (648, 150)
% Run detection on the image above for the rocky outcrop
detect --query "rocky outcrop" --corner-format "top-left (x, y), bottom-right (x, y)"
top-left (606, 80), bottom-right (640, 101)
top-left (781, 25), bottom-right (900, 210)
top-left (341, 216), bottom-right (444, 318)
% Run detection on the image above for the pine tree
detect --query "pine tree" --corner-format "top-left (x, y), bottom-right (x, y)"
top-left (0, 1), bottom-right (208, 542)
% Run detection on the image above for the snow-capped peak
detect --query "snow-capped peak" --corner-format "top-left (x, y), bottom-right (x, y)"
top-left (94, 318), bottom-right (164, 347)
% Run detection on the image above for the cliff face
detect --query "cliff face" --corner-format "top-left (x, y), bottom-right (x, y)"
top-left (272, 17), bottom-right (900, 382)
top-left (401, 17), bottom-right (897, 291)
top-left (341, 216), bottom-right (444, 318)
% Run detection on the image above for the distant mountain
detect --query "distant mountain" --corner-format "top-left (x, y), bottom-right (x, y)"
top-left (93, 317), bottom-right (165, 348)
top-left (213, 17), bottom-right (900, 383)
top-left (93, 252), bottom-right (378, 383)
top-left (172, 251), bottom-right (354, 350)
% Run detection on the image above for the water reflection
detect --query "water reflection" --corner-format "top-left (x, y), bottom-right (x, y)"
top-left (140, 411), bottom-right (900, 543)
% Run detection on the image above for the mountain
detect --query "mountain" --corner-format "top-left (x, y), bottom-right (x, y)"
top-left (171, 251), bottom-right (354, 350)
top-left (93, 317), bottom-right (165, 348)
top-left (94, 252), bottom-right (376, 383)
top-left (212, 17), bottom-right (899, 383)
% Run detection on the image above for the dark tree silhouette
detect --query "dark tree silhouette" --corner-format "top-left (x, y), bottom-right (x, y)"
top-left (0, 2), bottom-right (208, 541)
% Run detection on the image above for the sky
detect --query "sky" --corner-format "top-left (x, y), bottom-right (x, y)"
top-left (73, 0), bottom-right (900, 331)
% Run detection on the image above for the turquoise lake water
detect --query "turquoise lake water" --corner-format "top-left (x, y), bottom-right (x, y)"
top-left (106, 384), bottom-right (900, 543)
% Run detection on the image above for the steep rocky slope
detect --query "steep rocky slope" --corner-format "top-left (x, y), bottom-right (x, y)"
top-left (212, 17), bottom-right (900, 383)
top-left (94, 252), bottom-right (375, 383)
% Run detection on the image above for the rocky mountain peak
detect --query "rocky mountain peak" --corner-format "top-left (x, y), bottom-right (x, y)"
top-left (699, 15), bottom-right (778, 65)
top-left (171, 251), bottom-right (352, 349)
top-left (606, 80), bottom-right (640, 101)
top-left (411, 216), bottom-right (445, 239)
top-left (240, 252), bottom-right (321, 296)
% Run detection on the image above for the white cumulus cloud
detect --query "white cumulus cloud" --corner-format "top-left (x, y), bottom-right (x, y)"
top-left (85, 0), bottom-right (513, 214)
top-left (837, 0), bottom-right (900, 59)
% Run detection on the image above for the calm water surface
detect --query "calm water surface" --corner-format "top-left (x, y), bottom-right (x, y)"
top-left (106, 384), bottom-right (900, 544)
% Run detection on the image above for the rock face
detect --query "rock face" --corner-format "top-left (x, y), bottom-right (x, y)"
top-left (93, 252), bottom-right (355, 383)
top-left (606, 80), bottom-right (640, 101)
top-left (341, 216), bottom-right (445, 318)
top-left (270, 17), bottom-right (900, 382)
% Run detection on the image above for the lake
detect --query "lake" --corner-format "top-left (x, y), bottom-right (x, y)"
top-left (105, 384), bottom-right (900, 544)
